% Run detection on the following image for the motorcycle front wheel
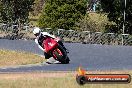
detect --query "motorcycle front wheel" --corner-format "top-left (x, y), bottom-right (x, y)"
top-left (52, 45), bottom-right (70, 64)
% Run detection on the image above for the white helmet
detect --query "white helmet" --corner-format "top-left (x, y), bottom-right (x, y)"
top-left (33, 27), bottom-right (41, 37)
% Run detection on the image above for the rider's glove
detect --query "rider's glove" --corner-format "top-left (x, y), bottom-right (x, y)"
top-left (43, 49), bottom-right (46, 52)
top-left (54, 37), bottom-right (60, 42)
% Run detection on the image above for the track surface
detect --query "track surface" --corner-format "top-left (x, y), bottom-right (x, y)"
top-left (0, 39), bottom-right (132, 72)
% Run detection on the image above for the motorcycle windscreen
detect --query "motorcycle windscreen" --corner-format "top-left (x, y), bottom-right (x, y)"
top-left (43, 38), bottom-right (58, 53)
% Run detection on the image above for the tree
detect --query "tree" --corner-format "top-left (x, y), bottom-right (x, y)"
top-left (38, 0), bottom-right (87, 30)
top-left (76, 13), bottom-right (109, 32)
top-left (101, 0), bottom-right (132, 34)
top-left (0, 0), bottom-right (34, 25)
top-left (31, 0), bottom-right (45, 16)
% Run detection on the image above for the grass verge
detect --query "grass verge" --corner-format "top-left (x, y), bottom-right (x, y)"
top-left (0, 71), bottom-right (131, 88)
top-left (0, 49), bottom-right (45, 67)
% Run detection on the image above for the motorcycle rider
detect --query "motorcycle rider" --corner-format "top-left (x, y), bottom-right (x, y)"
top-left (33, 27), bottom-right (68, 64)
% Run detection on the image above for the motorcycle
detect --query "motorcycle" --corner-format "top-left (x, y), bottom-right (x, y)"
top-left (43, 37), bottom-right (70, 64)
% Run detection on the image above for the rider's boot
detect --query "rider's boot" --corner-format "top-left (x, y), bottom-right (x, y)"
top-left (46, 57), bottom-right (60, 64)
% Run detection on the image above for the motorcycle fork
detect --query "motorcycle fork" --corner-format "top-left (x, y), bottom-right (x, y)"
top-left (52, 48), bottom-right (63, 59)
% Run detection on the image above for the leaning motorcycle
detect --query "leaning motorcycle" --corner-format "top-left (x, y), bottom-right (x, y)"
top-left (43, 37), bottom-right (70, 64)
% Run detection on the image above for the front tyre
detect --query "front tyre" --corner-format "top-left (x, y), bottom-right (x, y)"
top-left (53, 45), bottom-right (70, 64)
top-left (61, 56), bottom-right (70, 64)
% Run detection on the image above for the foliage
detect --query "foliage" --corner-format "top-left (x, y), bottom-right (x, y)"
top-left (76, 13), bottom-right (110, 32)
top-left (31, 0), bottom-right (45, 16)
top-left (38, 0), bottom-right (87, 30)
top-left (0, 0), bottom-right (34, 25)
top-left (101, 0), bottom-right (132, 34)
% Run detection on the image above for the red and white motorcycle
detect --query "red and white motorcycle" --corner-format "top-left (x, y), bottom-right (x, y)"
top-left (43, 37), bottom-right (70, 64)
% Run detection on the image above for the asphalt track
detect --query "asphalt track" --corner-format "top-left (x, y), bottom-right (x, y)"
top-left (0, 39), bottom-right (132, 72)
